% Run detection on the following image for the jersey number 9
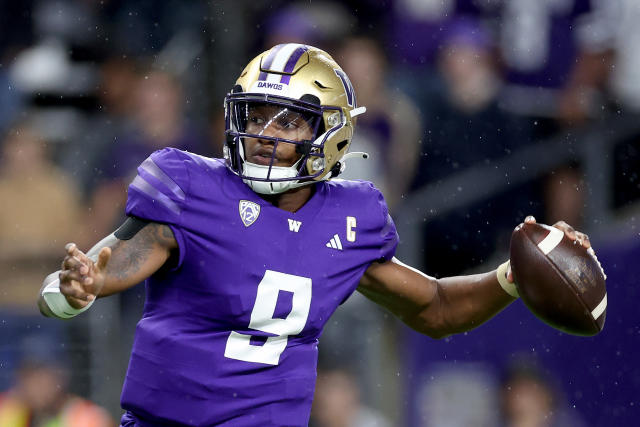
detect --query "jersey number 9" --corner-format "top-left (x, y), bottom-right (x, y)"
top-left (224, 270), bottom-right (312, 365)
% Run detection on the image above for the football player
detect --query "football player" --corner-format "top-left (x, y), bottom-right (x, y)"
top-left (38, 44), bottom-right (591, 426)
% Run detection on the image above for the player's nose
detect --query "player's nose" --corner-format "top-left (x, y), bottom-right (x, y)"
top-left (255, 133), bottom-right (277, 149)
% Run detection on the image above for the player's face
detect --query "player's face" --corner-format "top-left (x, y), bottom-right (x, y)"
top-left (243, 104), bottom-right (315, 167)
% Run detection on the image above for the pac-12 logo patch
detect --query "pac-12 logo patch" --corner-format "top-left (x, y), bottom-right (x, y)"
top-left (239, 200), bottom-right (260, 227)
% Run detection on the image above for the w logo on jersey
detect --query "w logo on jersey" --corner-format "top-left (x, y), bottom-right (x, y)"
top-left (334, 69), bottom-right (356, 107)
top-left (288, 219), bottom-right (302, 232)
top-left (239, 200), bottom-right (260, 227)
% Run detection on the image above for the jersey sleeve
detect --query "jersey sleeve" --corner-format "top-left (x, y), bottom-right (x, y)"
top-left (371, 185), bottom-right (399, 262)
top-left (345, 180), bottom-right (399, 262)
top-left (125, 148), bottom-right (190, 267)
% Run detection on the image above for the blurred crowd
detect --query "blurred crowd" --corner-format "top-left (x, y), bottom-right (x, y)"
top-left (0, 0), bottom-right (638, 425)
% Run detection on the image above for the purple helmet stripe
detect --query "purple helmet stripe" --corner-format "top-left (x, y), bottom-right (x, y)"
top-left (280, 46), bottom-right (308, 84)
top-left (259, 44), bottom-right (286, 81)
top-left (334, 69), bottom-right (356, 107)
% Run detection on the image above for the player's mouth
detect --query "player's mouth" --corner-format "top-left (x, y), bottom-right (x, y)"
top-left (249, 153), bottom-right (277, 166)
top-left (249, 146), bottom-right (281, 166)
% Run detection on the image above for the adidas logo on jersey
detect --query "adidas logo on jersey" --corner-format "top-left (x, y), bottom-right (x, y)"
top-left (326, 234), bottom-right (343, 250)
top-left (288, 219), bottom-right (302, 232)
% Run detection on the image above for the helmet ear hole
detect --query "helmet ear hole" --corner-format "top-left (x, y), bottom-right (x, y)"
top-left (337, 140), bottom-right (348, 152)
top-left (232, 84), bottom-right (243, 94)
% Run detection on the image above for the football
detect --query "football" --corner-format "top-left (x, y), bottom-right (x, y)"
top-left (510, 222), bottom-right (607, 336)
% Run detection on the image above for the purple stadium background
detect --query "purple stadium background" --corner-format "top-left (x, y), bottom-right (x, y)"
top-left (405, 235), bottom-right (640, 426)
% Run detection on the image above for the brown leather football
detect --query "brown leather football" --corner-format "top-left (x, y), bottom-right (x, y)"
top-left (510, 222), bottom-right (607, 336)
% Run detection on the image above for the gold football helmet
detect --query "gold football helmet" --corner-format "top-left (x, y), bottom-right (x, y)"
top-left (224, 43), bottom-right (367, 194)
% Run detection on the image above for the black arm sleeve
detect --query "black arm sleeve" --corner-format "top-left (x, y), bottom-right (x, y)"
top-left (114, 216), bottom-right (151, 240)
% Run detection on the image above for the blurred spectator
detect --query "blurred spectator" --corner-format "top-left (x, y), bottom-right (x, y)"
top-left (482, 0), bottom-right (613, 129)
top-left (543, 167), bottom-right (586, 229)
top-left (500, 360), bottom-right (587, 427)
top-left (600, 0), bottom-right (640, 210)
top-left (311, 369), bottom-right (390, 427)
top-left (8, 0), bottom-right (103, 139)
top-left (336, 36), bottom-right (422, 210)
top-left (315, 292), bottom-right (391, 413)
top-left (388, 0), bottom-right (484, 67)
top-left (99, 0), bottom-right (208, 57)
top-left (0, 68), bottom-right (24, 135)
top-left (0, 118), bottom-right (83, 392)
top-left (608, 0), bottom-right (640, 113)
top-left (389, 1), bottom-right (613, 230)
top-left (0, 335), bottom-right (114, 427)
top-left (409, 17), bottom-right (538, 278)
top-left (491, 0), bottom-right (614, 229)
top-left (87, 68), bottom-right (206, 240)
top-left (0, 119), bottom-right (86, 311)
top-left (0, 1), bottom-right (29, 135)
top-left (386, 0), bottom-right (489, 105)
top-left (261, 1), bottom-right (355, 50)
top-left (59, 55), bottom-right (139, 198)
top-left (417, 363), bottom-right (500, 427)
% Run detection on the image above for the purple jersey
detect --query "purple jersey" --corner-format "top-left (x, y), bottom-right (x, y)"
top-left (119, 148), bottom-right (398, 426)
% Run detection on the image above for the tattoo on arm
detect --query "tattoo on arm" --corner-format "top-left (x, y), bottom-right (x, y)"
top-left (106, 223), bottom-right (176, 281)
top-left (161, 223), bottom-right (176, 244)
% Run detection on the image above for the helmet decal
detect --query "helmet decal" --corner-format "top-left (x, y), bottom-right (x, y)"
top-left (259, 44), bottom-right (309, 84)
top-left (334, 68), bottom-right (356, 107)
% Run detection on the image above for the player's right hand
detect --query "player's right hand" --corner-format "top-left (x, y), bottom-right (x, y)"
top-left (59, 243), bottom-right (111, 309)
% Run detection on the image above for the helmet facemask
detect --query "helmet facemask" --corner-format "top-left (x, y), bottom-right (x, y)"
top-left (224, 43), bottom-right (366, 194)
top-left (224, 92), bottom-right (345, 194)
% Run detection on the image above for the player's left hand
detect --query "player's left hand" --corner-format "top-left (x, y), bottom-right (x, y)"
top-left (506, 215), bottom-right (591, 282)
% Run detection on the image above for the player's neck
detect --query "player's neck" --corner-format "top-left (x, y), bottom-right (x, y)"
top-left (259, 185), bottom-right (315, 213)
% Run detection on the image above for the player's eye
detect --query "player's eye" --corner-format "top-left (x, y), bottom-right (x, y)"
top-left (277, 117), bottom-right (300, 130)
top-left (248, 115), bottom-right (265, 125)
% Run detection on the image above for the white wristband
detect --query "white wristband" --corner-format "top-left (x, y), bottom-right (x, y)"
top-left (42, 275), bottom-right (95, 319)
top-left (496, 260), bottom-right (519, 298)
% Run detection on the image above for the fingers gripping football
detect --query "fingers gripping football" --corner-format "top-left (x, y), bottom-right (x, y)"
top-left (59, 243), bottom-right (111, 309)
top-left (510, 218), bottom-right (607, 336)
top-left (523, 216), bottom-right (591, 249)
top-left (552, 220), bottom-right (591, 249)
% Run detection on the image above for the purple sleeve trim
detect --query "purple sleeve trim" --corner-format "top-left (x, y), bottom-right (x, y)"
top-left (140, 157), bottom-right (186, 201)
top-left (130, 175), bottom-right (181, 216)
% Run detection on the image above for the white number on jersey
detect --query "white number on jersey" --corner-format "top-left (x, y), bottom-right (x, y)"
top-left (224, 270), bottom-right (312, 365)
